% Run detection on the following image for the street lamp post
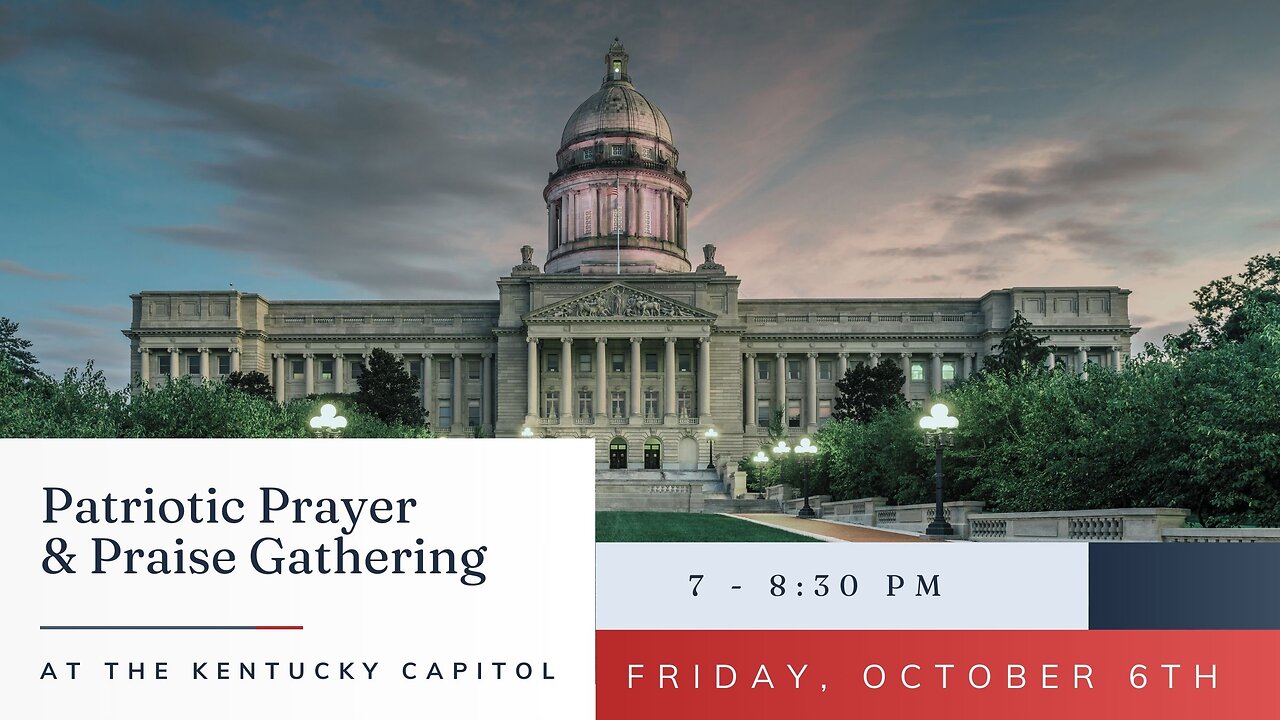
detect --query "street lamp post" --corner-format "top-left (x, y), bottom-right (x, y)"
top-left (919, 402), bottom-right (958, 537)
top-left (521, 425), bottom-right (535, 438)
top-left (794, 437), bottom-right (818, 518)
top-left (309, 403), bottom-right (348, 438)
top-left (704, 427), bottom-right (719, 470)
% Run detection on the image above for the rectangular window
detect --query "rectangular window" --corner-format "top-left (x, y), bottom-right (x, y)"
top-left (942, 361), bottom-right (956, 381)
top-left (544, 391), bottom-right (560, 419)
top-left (756, 400), bottom-right (771, 427)
top-left (578, 353), bottom-right (591, 373)
top-left (644, 353), bottom-right (659, 373)
top-left (676, 390), bottom-right (693, 418)
top-left (291, 359), bottom-right (304, 380)
top-left (468, 360), bottom-right (481, 380)
top-left (678, 354), bottom-right (692, 373)
top-left (437, 399), bottom-right (452, 428)
top-left (157, 355), bottom-right (171, 376)
top-left (468, 400), bottom-right (481, 428)
top-left (610, 145), bottom-right (623, 157)
top-left (583, 148), bottom-right (594, 161)
top-left (578, 390), bottom-right (593, 418)
top-left (217, 355), bottom-right (231, 376)
top-left (819, 360), bottom-right (833, 380)
top-left (819, 399), bottom-right (832, 423)
top-left (438, 362), bottom-right (452, 380)
top-left (787, 359), bottom-right (801, 381)
top-left (611, 353), bottom-right (625, 373)
top-left (407, 360), bottom-right (421, 380)
top-left (757, 360), bottom-right (771, 381)
top-left (320, 359), bottom-right (334, 381)
top-left (547, 353), bottom-right (559, 373)
top-left (787, 399), bottom-right (802, 427)
top-left (643, 209), bottom-right (652, 235)
top-left (641, 147), bottom-right (653, 159)
top-left (351, 362), bottom-right (363, 379)
top-left (911, 362), bottom-right (925, 381)
top-left (610, 390), bottom-right (627, 418)
top-left (188, 355), bottom-right (201, 376)
top-left (643, 390), bottom-right (660, 418)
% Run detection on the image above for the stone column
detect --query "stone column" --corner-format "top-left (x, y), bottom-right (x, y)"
top-left (138, 348), bottom-right (150, 387)
top-left (629, 337), bottom-right (642, 421)
top-left (334, 353), bottom-right (345, 394)
top-left (1047, 348), bottom-right (1057, 370)
top-left (962, 353), bottom-right (974, 379)
top-left (930, 353), bottom-right (942, 394)
top-left (663, 337), bottom-right (676, 421)
top-left (567, 190), bottom-right (576, 240)
top-left (637, 186), bottom-right (646, 235)
top-left (274, 354), bottom-right (285, 403)
top-left (900, 352), bottom-right (911, 398)
top-left (170, 347), bottom-right (181, 381)
top-left (230, 346), bottom-right (241, 373)
top-left (596, 186), bottom-right (604, 236)
top-left (453, 352), bottom-right (466, 431)
top-left (667, 191), bottom-right (675, 243)
top-left (698, 336), bottom-right (712, 421)
top-left (775, 352), bottom-right (787, 420)
top-left (303, 353), bottom-right (315, 396)
top-left (1111, 346), bottom-right (1122, 370)
top-left (595, 338), bottom-right (607, 422)
top-left (743, 353), bottom-right (756, 428)
top-left (526, 338), bottom-right (538, 423)
top-left (836, 352), bottom-right (848, 381)
top-left (560, 338), bottom-right (574, 423)
top-left (869, 352), bottom-right (880, 368)
top-left (806, 352), bottom-right (818, 430)
top-left (1077, 347), bottom-right (1089, 379)
top-left (419, 353), bottom-right (432, 417)
top-left (678, 199), bottom-right (687, 248)
top-left (481, 352), bottom-right (494, 431)
top-left (547, 203), bottom-right (555, 250)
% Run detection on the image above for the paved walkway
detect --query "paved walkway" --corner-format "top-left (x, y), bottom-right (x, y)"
top-left (734, 514), bottom-right (933, 542)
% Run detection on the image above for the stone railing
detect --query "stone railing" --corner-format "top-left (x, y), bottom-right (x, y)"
top-left (765, 484), bottom-right (797, 509)
top-left (1161, 528), bottom-right (1280, 543)
top-left (784, 495), bottom-right (831, 514)
top-left (596, 481), bottom-right (702, 513)
top-left (966, 508), bottom-right (1189, 542)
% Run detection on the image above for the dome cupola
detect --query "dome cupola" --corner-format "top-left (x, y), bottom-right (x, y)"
top-left (543, 40), bottom-right (692, 275)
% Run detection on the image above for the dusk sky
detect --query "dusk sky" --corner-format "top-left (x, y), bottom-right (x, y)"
top-left (2, 0), bottom-right (1278, 386)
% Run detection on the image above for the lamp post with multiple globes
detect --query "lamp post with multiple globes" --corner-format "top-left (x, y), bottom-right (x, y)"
top-left (309, 403), bottom-right (348, 438)
top-left (919, 402), bottom-right (958, 537)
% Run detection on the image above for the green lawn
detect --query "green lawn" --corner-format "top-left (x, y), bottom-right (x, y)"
top-left (596, 512), bottom-right (820, 542)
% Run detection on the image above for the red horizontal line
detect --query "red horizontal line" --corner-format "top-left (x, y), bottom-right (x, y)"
top-left (255, 626), bottom-right (304, 630)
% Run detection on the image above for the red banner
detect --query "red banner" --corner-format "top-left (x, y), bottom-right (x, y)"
top-left (598, 630), bottom-right (1280, 719)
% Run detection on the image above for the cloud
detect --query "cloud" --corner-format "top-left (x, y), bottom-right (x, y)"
top-left (54, 304), bottom-right (131, 322)
top-left (0, 260), bottom-right (73, 281)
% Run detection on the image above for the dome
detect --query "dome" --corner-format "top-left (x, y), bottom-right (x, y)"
top-left (560, 83), bottom-right (673, 149)
top-left (558, 39), bottom-right (674, 150)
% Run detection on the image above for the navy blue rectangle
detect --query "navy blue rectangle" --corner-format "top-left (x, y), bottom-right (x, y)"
top-left (1089, 543), bottom-right (1280, 629)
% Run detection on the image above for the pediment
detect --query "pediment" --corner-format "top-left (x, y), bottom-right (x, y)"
top-left (526, 283), bottom-right (715, 322)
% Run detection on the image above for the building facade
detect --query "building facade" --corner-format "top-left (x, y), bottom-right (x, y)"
top-left (125, 41), bottom-right (1137, 481)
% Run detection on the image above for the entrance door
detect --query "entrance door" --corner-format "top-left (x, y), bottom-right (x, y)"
top-left (609, 438), bottom-right (628, 469)
top-left (643, 438), bottom-right (661, 469)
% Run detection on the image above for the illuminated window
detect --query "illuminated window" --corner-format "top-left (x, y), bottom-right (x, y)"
top-left (942, 361), bottom-right (956, 381)
top-left (611, 145), bottom-right (623, 157)
top-left (612, 60), bottom-right (621, 78)
top-left (320, 359), bottom-right (334, 381)
top-left (911, 362), bottom-right (925, 381)
top-left (291, 359), bottom-right (304, 380)
top-left (787, 399), bottom-right (802, 427)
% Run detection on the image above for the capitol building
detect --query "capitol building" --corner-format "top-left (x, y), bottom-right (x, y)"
top-left (125, 41), bottom-right (1136, 492)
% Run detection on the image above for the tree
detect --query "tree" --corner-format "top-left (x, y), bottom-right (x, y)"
top-left (1174, 252), bottom-right (1280, 350)
top-left (980, 311), bottom-right (1050, 376)
top-left (832, 360), bottom-right (904, 422)
top-left (353, 348), bottom-right (425, 426)
top-left (0, 317), bottom-right (40, 381)
top-left (225, 370), bottom-right (274, 400)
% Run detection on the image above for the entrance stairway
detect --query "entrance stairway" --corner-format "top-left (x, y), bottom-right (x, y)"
top-left (595, 469), bottom-right (780, 513)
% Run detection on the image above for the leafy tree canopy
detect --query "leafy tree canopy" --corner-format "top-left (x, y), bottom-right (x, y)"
top-left (832, 360), bottom-right (904, 423)
top-left (1174, 252), bottom-right (1280, 350)
top-left (980, 311), bottom-right (1050, 377)
top-left (0, 317), bottom-right (40, 382)
top-left (225, 370), bottom-right (273, 400)
top-left (353, 348), bottom-right (425, 427)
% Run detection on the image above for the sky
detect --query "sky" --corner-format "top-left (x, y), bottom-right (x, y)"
top-left (1, 0), bottom-right (1278, 387)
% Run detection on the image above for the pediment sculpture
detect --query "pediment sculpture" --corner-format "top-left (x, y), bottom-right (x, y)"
top-left (544, 286), bottom-right (698, 319)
